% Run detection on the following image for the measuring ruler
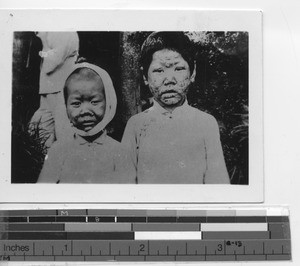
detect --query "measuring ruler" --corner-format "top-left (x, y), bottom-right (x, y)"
top-left (0, 208), bottom-right (291, 262)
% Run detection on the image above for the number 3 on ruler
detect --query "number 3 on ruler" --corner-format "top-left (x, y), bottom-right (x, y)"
top-left (218, 244), bottom-right (223, 251)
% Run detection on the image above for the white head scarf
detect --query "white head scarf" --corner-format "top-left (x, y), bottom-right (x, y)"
top-left (63, 62), bottom-right (117, 138)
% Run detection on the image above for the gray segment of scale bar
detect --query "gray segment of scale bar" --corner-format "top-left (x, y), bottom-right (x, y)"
top-left (267, 254), bottom-right (291, 260)
top-left (55, 256), bottom-right (85, 261)
top-left (57, 210), bottom-right (87, 216)
top-left (176, 255), bottom-right (205, 261)
top-left (6, 223), bottom-right (64, 231)
top-left (88, 209), bottom-right (117, 216)
top-left (85, 256), bottom-right (115, 261)
top-left (205, 255), bottom-right (236, 261)
top-left (147, 210), bottom-right (177, 216)
top-left (115, 255), bottom-right (145, 261)
top-left (133, 223), bottom-right (200, 231)
top-left (236, 255), bottom-right (267, 260)
top-left (116, 210), bottom-right (147, 216)
top-left (7, 256), bottom-right (49, 261)
top-left (24, 256), bottom-right (54, 261)
top-left (269, 223), bottom-right (291, 239)
top-left (146, 255), bottom-right (175, 261)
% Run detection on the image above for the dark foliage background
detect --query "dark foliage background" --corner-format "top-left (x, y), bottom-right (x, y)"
top-left (12, 31), bottom-right (248, 184)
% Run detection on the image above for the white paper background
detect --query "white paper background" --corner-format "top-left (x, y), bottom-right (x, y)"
top-left (0, 0), bottom-right (300, 265)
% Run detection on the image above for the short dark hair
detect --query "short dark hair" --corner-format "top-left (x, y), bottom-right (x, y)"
top-left (63, 67), bottom-right (102, 104)
top-left (141, 32), bottom-right (195, 77)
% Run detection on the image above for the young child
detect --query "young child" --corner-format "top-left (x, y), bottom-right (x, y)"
top-left (37, 62), bottom-right (134, 183)
top-left (122, 32), bottom-right (230, 184)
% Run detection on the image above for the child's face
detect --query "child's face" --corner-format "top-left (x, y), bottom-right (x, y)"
top-left (66, 76), bottom-right (106, 132)
top-left (144, 49), bottom-right (195, 110)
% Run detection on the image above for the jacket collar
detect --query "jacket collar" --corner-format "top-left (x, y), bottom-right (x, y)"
top-left (74, 130), bottom-right (107, 145)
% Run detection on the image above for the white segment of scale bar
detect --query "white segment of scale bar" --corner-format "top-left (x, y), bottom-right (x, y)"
top-left (201, 223), bottom-right (268, 231)
top-left (134, 231), bottom-right (202, 240)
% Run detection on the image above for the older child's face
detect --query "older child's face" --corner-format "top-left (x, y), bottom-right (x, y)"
top-left (144, 49), bottom-right (195, 110)
top-left (66, 76), bottom-right (106, 132)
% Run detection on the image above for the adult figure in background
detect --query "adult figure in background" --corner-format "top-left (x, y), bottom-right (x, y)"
top-left (29, 31), bottom-right (79, 149)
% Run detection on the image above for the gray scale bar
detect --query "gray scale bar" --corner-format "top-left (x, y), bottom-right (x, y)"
top-left (5, 223), bottom-right (65, 231)
top-left (25, 256), bottom-right (54, 261)
top-left (116, 255), bottom-right (145, 261)
top-left (133, 223), bottom-right (200, 231)
top-left (267, 216), bottom-right (289, 223)
top-left (176, 255), bottom-right (205, 261)
top-left (236, 255), bottom-right (266, 260)
top-left (88, 210), bottom-right (117, 216)
top-left (85, 255), bottom-right (115, 261)
top-left (267, 254), bottom-right (292, 260)
top-left (57, 210), bottom-right (87, 216)
top-left (147, 210), bottom-right (177, 216)
top-left (146, 255), bottom-right (175, 261)
top-left (55, 256), bottom-right (85, 261)
top-left (205, 255), bottom-right (236, 261)
top-left (117, 210), bottom-right (147, 216)
top-left (202, 231), bottom-right (270, 239)
top-left (269, 223), bottom-right (291, 239)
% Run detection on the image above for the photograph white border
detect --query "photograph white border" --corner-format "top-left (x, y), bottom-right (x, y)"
top-left (0, 9), bottom-right (263, 203)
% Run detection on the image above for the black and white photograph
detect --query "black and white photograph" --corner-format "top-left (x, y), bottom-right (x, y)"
top-left (1, 10), bottom-right (263, 202)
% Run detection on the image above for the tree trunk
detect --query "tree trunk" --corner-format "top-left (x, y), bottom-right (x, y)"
top-left (119, 32), bottom-right (142, 122)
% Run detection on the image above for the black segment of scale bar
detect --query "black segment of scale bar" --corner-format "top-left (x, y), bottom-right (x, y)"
top-left (176, 217), bottom-right (206, 223)
top-left (55, 216), bottom-right (86, 222)
top-left (117, 216), bottom-right (146, 223)
top-left (206, 216), bottom-right (237, 223)
top-left (87, 216), bottom-right (115, 223)
top-left (29, 217), bottom-right (56, 223)
top-left (147, 217), bottom-right (177, 223)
